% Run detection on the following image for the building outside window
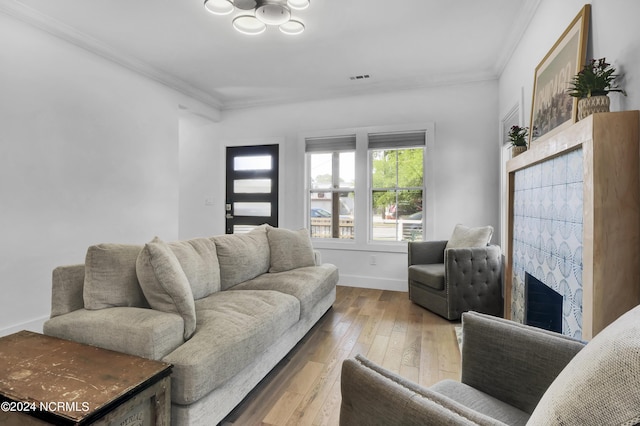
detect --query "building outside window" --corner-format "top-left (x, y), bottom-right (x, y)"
top-left (306, 135), bottom-right (356, 239)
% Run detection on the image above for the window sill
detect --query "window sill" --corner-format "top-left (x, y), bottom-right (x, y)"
top-left (311, 239), bottom-right (409, 254)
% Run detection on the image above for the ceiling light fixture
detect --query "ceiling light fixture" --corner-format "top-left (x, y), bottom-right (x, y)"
top-left (204, 0), bottom-right (309, 35)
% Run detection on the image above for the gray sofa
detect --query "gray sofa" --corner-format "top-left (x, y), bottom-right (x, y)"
top-left (341, 308), bottom-right (640, 425)
top-left (43, 225), bottom-right (338, 425)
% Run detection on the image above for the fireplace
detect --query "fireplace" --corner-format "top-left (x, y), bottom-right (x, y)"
top-left (509, 147), bottom-right (584, 338)
top-left (525, 273), bottom-right (562, 333)
top-left (506, 112), bottom-right (640, 340)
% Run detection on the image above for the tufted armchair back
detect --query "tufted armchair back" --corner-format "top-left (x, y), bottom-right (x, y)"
top-left (408, 241), bottom-right (503, 320)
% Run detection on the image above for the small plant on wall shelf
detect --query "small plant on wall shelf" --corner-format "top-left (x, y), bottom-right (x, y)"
top-left (509, 125), bottom-right (528, 157)
top-left (567, 58), bottom-right (627, 120)
top-left (567, 58), bottom-right (626, 98)
top-left (508, 125), bottom-right (528, 146)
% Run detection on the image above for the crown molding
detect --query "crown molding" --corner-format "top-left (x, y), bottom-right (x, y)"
top-left (1, 0), bottom-right (533, 113)
top-left (221, 70), bottom-right (499, 111)
top-left (493, 0), bottom-right (542, 77)
top-left (0, 0), bottom-right (224, 111)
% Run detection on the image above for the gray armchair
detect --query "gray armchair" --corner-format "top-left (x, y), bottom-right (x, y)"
top-left (341, 307), bottom-right (640, 425)
top-left (408, 240), bottom-right (502, 320)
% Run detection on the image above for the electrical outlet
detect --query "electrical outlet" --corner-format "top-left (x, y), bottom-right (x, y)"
top-left (370, 255), bottom-right (377, 265)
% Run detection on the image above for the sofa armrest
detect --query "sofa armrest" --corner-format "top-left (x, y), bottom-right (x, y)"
top-left (50, 264), bottom-right (86, 317)
top-left (460, 312), bottom-right (585, 414)
top-left (340, 355), bottom-right (507, 426)
top-left (444, 245), bottom-right (503, 318)
top-left (408, 241), bottom-right (447, 266)
top-left (43, 307), bottom-right (184, 360)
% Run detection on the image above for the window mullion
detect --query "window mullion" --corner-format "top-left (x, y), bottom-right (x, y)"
top-left (331, 152), bottom-right (340, 238)
top-left (395, 150), bottom-right (400, 190)
top-left (394, 150), bottom-right (399, 233)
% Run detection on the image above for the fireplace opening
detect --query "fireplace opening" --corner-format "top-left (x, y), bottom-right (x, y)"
top-left (525, 273), bottom-right (562, 333)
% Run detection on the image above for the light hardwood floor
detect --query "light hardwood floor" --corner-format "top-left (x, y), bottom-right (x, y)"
top-left (221, 286), bottom-right (462, 426)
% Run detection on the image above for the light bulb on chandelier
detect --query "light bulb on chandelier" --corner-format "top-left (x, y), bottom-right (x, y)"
top-left (203, 0), bottom-right (234, 15)
top-left (204, 0), bottom-right (309, 35)
top-left (287, 0), bottom-right (310, 10)
top-left (232, 15), bottom-right (267, 35)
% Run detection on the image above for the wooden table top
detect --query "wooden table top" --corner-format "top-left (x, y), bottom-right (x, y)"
top-left (0, 331), bottom-right (171, 423)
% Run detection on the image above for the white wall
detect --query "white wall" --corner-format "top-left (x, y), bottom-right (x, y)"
top-left (499, 0), bottom-right (640, 127)
top-left (589, 0), bottom-right (640, 116)
top-left (178, 111), bottom-right (223, 239)
top-left (179, 81), bottom-right (501, 291)
top-left (0, 13), bottom-right (216, 335)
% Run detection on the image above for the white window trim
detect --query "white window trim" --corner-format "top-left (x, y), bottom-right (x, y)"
top-left (302, 122), bottom-right (435, 253)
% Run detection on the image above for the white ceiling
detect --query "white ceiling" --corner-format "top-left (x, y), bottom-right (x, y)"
top-left (2, 0), bottom-right (539, 110)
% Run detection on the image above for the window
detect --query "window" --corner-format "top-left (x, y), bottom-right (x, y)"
top-left (369, 131), bottom-right (425, 242)
top-left (306, 135), bottom-right (355, 239)
top-left (304, 124), bottom-right (431, 246)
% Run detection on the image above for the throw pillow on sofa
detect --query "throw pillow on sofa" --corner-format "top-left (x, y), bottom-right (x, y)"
top-left (166, 238), bottom-right (220, 299)
top-left (83, 243), bottom-right (147, 310)
top-left (266, 226), bottom-right (315, 273)
top-left (136, 237), bottom-right (197, 340)
top-left (213, 225), bottom-right (271, 289)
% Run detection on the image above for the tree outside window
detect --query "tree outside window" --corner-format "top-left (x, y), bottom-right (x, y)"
top-left (371, 147), bottom-right (424, 241)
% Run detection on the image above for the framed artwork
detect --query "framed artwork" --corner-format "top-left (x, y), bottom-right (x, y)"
top-left (529, 5), bottom-right (590, 145)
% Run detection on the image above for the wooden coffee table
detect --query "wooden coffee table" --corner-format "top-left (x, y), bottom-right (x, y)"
top-left (0, 331), bottom-right (172, 426)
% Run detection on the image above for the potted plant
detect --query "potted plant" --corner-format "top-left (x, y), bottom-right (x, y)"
top-left (567, 58), bottom-right (627, 120)
top-left (508, 125), bottom-right (528, 157)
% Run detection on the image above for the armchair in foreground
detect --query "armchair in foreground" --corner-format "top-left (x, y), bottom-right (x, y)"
top-left (340, 308), bottom-right (640, 425)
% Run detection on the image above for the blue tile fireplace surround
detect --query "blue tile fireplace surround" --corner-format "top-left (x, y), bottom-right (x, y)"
top-left (505, 111), bottom-right (640, 341)
top-left (511, 148), bottom-right (584, 339)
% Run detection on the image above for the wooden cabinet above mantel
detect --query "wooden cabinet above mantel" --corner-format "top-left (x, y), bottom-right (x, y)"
top-left (505, 111), bottom-right (640, 340)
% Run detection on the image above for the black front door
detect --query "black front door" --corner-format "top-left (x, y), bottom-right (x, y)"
top-left (225, 144), bottom-right (279, 234)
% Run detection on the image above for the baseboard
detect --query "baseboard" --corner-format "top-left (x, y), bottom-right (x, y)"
top-left (338, 274), bottom-right (408, 292)
top-left (0, 316), bottom-right (48, 337)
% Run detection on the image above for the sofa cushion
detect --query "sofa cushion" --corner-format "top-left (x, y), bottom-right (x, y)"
top-left (527, 305), bottom-right (640, 426)
top-left (231, 264), bottom-right (338, 318)
top-left (163, 290), bottom-right (300, 405)
top-left (166, 238), bottom-right (220, 299)
top-left (212, 225), bottom-right (270, 290)
top-left (408, 264), bottom-right (445, 291)
top-left (266, 226), bottom-right (315, 272)
top-left (136, 237), bottom-right (197, 340)
top-left (445, 224), bottom-right (493, 249)
top-left (43, 307), bottom-right (184, 361)
top-left (83, 243), bottom-right (147, 310)
top-left (431, 379), bottom-right (529, 426)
